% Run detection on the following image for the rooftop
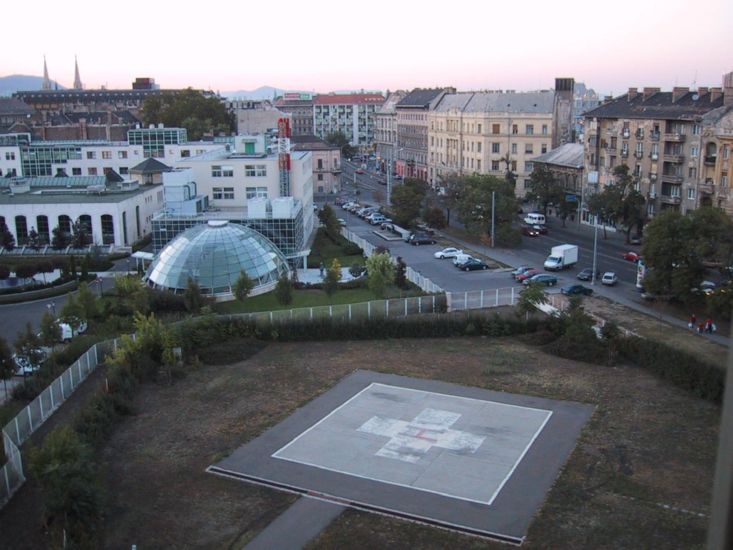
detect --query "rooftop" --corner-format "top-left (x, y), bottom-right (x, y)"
top-left (314, 93), bottom-right (385, 105)
top-left (531, 143), bottom-right (584, 168)
top-left (397, 88), bottom-right (448, 109)
top-left (584, 89), bottom-right (726, 121)
top-left (0, 178), bottom-right (152, 204)
top-left (290, 135), bottom-right (339, 151)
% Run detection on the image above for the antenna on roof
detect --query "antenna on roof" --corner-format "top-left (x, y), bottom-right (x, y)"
top-left (691, 70), bottom-right (698, 89)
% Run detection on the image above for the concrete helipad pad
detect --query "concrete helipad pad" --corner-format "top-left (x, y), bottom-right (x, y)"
top-left (209, 371), bottom-right (593, 544)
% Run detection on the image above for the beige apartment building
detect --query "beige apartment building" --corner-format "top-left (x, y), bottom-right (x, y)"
top-left (374, 90), bottom-right (407, 172)
top-left (427, 90), bottom-right (556, 196)
top-left (583, 73), bottom-right (733, 221)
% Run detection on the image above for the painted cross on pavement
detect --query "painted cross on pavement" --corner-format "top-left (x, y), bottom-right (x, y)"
top-left (357, 408), bottom-right (486, 464)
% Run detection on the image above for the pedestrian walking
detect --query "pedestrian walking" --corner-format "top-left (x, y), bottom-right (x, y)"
top-left (705, 318), bottom-right (713, 334)
top-left (689, 313), bottom-right (697, 329)
top-left (697, 322), bottom-right (705, 334)
top-left (319, 262), bottom-right (325, 278)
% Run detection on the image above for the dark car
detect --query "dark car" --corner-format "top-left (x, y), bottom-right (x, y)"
top-left (457, 258), bottom-right (489, 271)
top-left (561, 284), bottom-right (593, 296)
top-left (532, 224), bottom-right (548, 235)
top-left (520, 224), bottom-right (540, 237)
top-left (511, 265), bottom-right (533, 278)
top-left (523, 273), bottom-right (558, 286)
top-left (577, 268), bottom-right (601, 281)
top-left (629, 235), bottom-right (642, 245)
top-left (408, 233), bottom-right (437, 246)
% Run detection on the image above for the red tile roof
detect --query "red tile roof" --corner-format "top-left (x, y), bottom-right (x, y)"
top-left (314, 94), bottom-right (385, 105)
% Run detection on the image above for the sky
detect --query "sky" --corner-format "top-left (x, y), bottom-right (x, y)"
top-left (3, 0), bottom-right (732, 97)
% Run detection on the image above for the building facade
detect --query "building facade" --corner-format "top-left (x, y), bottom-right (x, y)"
top-left (291, 135), bottom-right (341, 195)
top-left (374, 91), bottom-right (407, 173)
top-left (531, 143), bottom-right (584, 218)
top-left (583, 74), bottom-right (732, 220)
top-left (274, 93), bottom-right (315, 136)
top-left (313, 93), bottom-right (385, 148)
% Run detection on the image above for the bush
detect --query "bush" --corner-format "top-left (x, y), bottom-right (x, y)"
top-left (132, 233), bottom-right (153, 252)
top-left (343, 242), bottom-right (363, 255)
top-left (275, 274), bottom-right (293, 305)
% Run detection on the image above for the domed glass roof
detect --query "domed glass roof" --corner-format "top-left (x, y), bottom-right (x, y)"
top-left (146, 221), bottom-right (289, 297)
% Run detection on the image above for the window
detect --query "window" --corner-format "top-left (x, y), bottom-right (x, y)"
top-left (541, 144), bottom-right (547, 154)
top-left (476, 159), bottom-right (481, 171)
top-left (317, 174), bottom-right (324, 181)
top-left (317, 159), bottom-right (323, 169)
top-left (119, 167), bottom-right (129, 175)
top-left (689, 167), bottom-right (697, 179)
top-left (724, 146), bottom-right (730, 159)
top-left (692, 124), bottom-right (701, 135)
top-left (477, 124), bottom-right (482, 134)
top-left (211, 165), bottom-right (222, 177)
top-left (245, 164), bottom-right (267, 177)
top-left (86, 151), bottom-right (96, 159)
top-left (690, 146), bottom-right (699, 158)
top-left (72, 167), bottom-right (82, 176)
top-left (102, 151), bottom-right (112, 159)
top-left (492, 142), bottom-right (500, 153)
top-left (524, 162), bottom-right (533, 172)
top-left (491, 160), bottom-right (500, 171)
top-left (180, 149), bottom-right (191, 158)
top-left (511, 160), bottom-right (517, 171)
top-left (688, 188), bottom-right (696, 200)
top-left (492, 124), bottom-right (500, 134)
top-left (245, 186), bottom-right (268, 199)
top-left (118, 151), bottom-right (128, 159)
top-left (542, 124), bottom-right (548, 135)
top-left (88, 167), bottom-right (97, 175)
top-left (512, 124), bottom-right (518, 135)
top-left (511, 143), bottom-right (517, 154)
top-left (5, 152), bottom-right (15, 160)
top-left (213, 187), bottom-right (235, 200)
top-left (477, 142), bottom-right (482, 153)
top-left (525, 124), bottom-right (534, 135)
top-left (221, 165), bottom-right (234, 177)
top-left (525, 144), bottom-right (533, 154)
top-left (722, 175), bottom-right (728, 187)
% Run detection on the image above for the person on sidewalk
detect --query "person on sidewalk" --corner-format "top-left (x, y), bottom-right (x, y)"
top-left (689, 313), bottom-right (697, 329)
top-left (697, 322), bottom-right (705, 334)
top-left (705, 318), bottom-right (713, 334)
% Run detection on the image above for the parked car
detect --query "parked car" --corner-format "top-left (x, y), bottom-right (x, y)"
top-left (515, 268), bottom-right (540, 282)
top-left (13, 348), bottom-right (47, 377)
top-left (453, 253), bottom-right (475, 266)
top-left (434, 247), bottom-right (463, 259)
top-left (520, 224), bottom-right (540, 237)
top-left (533, 224), bottom-right (548, 235)
top-left (577, 268), bottom-right (601, 281)
top-left (369, 215), bottom-right (391, 226)
top-left (511, 266), bottom-right (533, 279)
top-left (561, 284), bottom-right (593, 296)
top-left (408, 233), bottom-right (437, 246)
top-left (629, 235), bottom-right (643, 245)
top-left (622, 251), bottom-right (642, 262)
top-left (57, 319), bottom-right (88, 342)
top-left (416, 223), bottom-right (436, 236)
top-left (523, 273), bottom-right (558, 286)
top-left (337, 218), bottom-right (347, 226)
top-left (601, 272), bottom-right (618, 286)
top-left (355, 168), bottom-right (365, 174)
top-left (691, 280), bottom-right (717, 295)
top-left (457, 258), bottom-right (489, 271)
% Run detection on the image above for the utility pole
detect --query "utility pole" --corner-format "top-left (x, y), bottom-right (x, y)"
top-left (491, 191), bottom-right (496, 248)
top-left (387, 158), bottom-right (392, 207)
top-left (591, 220), bottom-right (598, 285)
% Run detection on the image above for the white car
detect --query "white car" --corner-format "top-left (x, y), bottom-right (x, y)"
top-left (337, 218), bottom-right (347, 226)
top-left (601, 272), bottom-right (618, 286)
top-left (453, 253), bottom-right (475, 266)
top-left (434, 247), bottom-right (463, 259)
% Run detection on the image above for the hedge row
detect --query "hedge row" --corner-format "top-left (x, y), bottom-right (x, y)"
top-left (616, 336), bottom-right (726, 403)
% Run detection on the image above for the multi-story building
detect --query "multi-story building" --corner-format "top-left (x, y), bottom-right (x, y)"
top-left (700, 80), bottom-right (733, 216)
top-left (274, 93), bottom-right (315, 136)
top-left (583, 73), bottom-right (732, 220)
top-left (228, 99), bottom-right (290, 135)
top-left (374, 91), bottom-right (407, 171)
top-left (426, 80), bottom-right (574, 196)
top-left (313, 93), bottom-right (385, 148)
top-left (0, 127), bottom-right (225, 179)
top-left (396, 88), bottom-right (453, 181)
top-left (290, 135), bottom-right (341, 195)
top-left (531, 143), bottom-right (585, 219)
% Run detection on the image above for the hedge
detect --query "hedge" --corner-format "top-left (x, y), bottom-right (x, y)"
top-left (616, 336), bottom-right (725, 403)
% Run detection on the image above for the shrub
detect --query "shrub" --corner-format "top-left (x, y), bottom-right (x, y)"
top-left (349, 263), bottom-right (365, 278)
top-left (343, 242), bottom-right (363, 256)
top-left (275, 273), bottom-right (293, 305)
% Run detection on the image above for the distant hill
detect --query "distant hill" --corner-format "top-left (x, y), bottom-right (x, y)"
top-left (0, 74), bottom-right (65, 96)
top-left (223, 86), bottom-right (282, 100)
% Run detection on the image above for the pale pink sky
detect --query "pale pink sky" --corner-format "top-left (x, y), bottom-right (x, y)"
top-left (3, 0), bottom-right (731, 96)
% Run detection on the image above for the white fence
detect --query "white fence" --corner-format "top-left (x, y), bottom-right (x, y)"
top-left (341, 228), bottom-right (444, 294)
top-left (447, 287), bottom-right (520, 311)
top-left (0, 339), bottom-right (115, 508)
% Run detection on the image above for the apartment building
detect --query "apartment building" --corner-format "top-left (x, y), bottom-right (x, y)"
top-left (427, 87), bottom-right (568, 196)
top-left (583, 73), bottom-right (732, 220)
top-left (374, 91), bottom-right (407, 171)
top-left (275, 93), bottom-right (315, 136)
top-left (313, 93), bottom-right (385, 148)
top-left (290, 135), bottom-right (341, 195)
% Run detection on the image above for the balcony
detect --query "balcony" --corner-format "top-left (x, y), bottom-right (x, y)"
top-left (699, 180), bottom-right (714, 194)
top-left (649, 173), bottom-right (658, 181)
top-left (660, 195), bottom-right (682, 205)
top-left (661, 173), bottom-right (684, 184)
top-left (650, 152), bottom-right (659, 161)
top-left (621, 129), bottom-right (630, 138)
top-left (634, 151), bottom-right (644, 159)
top-left (664, 133), bottom-right (686, 143)
top-left (650, 132), bottom-right (660, 141)
top-left (621, 150), bottom-right (629, 158)
top-left (704, 155), bottom-right (717, 166)
top-left (664, 153), bottom-right (684, 163)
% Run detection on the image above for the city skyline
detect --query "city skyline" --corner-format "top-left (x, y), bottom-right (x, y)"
top-left (2, 0), bottom-right (732, 96)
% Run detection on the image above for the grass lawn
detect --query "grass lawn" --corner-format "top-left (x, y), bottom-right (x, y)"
top-left (214, 285), bottom-right (424, 314)
top-left (307, 228), bottom-right (365, 269)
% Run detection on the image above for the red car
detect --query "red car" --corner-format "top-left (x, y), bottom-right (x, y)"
top-left (355, 168), bottom-right (365, 174)
top-left (622, 251), bottom-right (642, 262)
top-left (516, 268), bottom-right (540, 282)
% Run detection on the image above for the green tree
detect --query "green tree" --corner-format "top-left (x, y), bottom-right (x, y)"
top-left (455, 174), bottom-right (518, 243)
top-left (390, 184), bottom-right (424, 228)
top-left (80, 254), bottom-right (90, 280)
top-left (29, 426), bottom-right (102, 545)
top-left (526, 164), bottom-right (563, 216)
top-left (39, 311), bottom-right (61, 348)
top-left (51, 225), bottom-right (69, 250)
top-left (71, 218), bottom-right (90, 248)
top-left (424, 207), bottom-right (447, 229)
top-left (318, 204), bottom-right (341, 238)
top-left (183, 278), bottom-right (206, 313)
top-left (60, 294), bottom-right (85, 331)
top-left (141, 89), bottom-right (234, 140)
top-left (516, 282), bottom-right (548, 320)
top-left (557, 196), bottom-right (577, 227)
top-left (394, 256), bottom-right (408, 290)
top-left (0, 335), bottom-right (14, 398)
top-left (0, 221), bottom-right (15, 250)
top-left (69, 254), bottom-right (77, 277)
top-left (14, 322), bottom-right (44, 367)
top-left (234, 270), bottom-right (254, 302)
top-left (323, 259), bottom-right (342, 296)
top-left (275, 273), bottom-right (293, 305)
top-left (587, 165), bottom-right (646, 242)
top-left (366, 252), bottom-right (394, 298)
top-left (324, 131), bottom-right (356, 160)
top-left (76, 281), bottom-right (98, 321)
top-left (27, 228), bottom-right (41, 250)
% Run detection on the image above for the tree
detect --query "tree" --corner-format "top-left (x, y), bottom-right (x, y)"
top-left (60, 294), bottom-right (85, 330)
top-left (14, 322), bottom-right (44, 367)
top-left (275, 273), bottom-right (293, 305)
top-left (0, 221), bottom-right (15, 250)
top-left (324, 131), bottom-right (356, 160)
top-left (14, 263), bottom-right (38, 281)
top-left (454, 174), bottom-right (518, 244)
top-left (0, 265), bottom-right (9, 279)
top-left (390, 185), bottom-right (425, 228)
top-left (141, 89), bottom-right (234, 140)
top-left (317, 204), bottom-right (341, 238)
top-left (394, 256), bottom-right (408, 290)
top-left (39, 311), bottom-right (61, 348)
top-left (424, 207), bottom-right (447, 229)
top-left (516, 282), bottom-right (548, 320)
top-left (234, 270), bottom-right (254, 302)
top-left (323, 259), bottom-right (342, 296)
top-left (0, 335), bottom-right (14, 398)
top-left (71, 218), bottom-right (90, 248)
top-left (183, 278), bottom-right (205, 313)
top-left (76, 282), bottom-right (98, 321)
top-left (27, 228), bottom-right (41, 250)
top-left (557, 196), bottom-right (577, 227)
top-left (80, 254), bottom-right (90, 280)
top-left (366, 252), bottom-right (394, 298)
top-left (51, 225), bottom-right (69, 250)
top-left (69, 254), bottom-right (77, 277)
top-left (526, 164), bottom-right (563, 216)
top-left (587, 165), bottom-right (646, 242)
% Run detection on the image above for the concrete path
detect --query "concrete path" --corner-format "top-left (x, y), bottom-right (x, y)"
top-left (244, 497), bottom-right (345, 550)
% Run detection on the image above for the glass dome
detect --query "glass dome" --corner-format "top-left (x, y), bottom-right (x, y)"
top-left (146, 220), bottom-right (290, 298)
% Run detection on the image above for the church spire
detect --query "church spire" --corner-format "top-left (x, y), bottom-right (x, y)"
top-left (42, 55), bottom-right (51, 90)
top-left (73, 55), bottom-right (83, 90)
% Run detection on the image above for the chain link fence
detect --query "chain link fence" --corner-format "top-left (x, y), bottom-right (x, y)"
top-left (447, 287), bottom-right (520, 311)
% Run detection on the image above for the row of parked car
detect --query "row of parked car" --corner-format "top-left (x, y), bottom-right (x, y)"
top-left (433, 247), bottom-right (489, 271)
top-left (340, 202), bottom-right (394, 226)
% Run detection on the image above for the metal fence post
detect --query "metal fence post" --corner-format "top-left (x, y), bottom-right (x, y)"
top-left (404, 299), bottom-right (408, 316)
top-left (50, 384), bottom-right (55, 410)
top-left (480, 290), bottom-right (484, 309)
top-left (70, 365), bottom-right (74, 389)
top-left (368, 302), bottom-right (371, 319)
top-left (496, 288), bottom-right (499, 306)
top-left (432, 295), bottom-right (435, 312)
top-left (290, 309), bottom-right (293, 320)
top-left (39, 393), bottom-right (44, 422)
top-left (418, 297), bottom-right (422, 313)
top-left (310, 307), bottom-right (313, 320)
top-left (386, 300), bottom-right (389, 318)
top-left (329, 305), bottom-right (333, 317)
top-left (349, 304), bottom-right (352, 321)
top-left (26, 407), bottom-right (33, 433)
top-left (15, 417), bottom-right (20, 444)
top-left (464, 291), bottom-right (468, 310)
top-left (269, 311), bottom-right (273, 323)
top-left (60, 375), bottom-right (65, 400)
top-left (511, 287), bottom-right (515, 304)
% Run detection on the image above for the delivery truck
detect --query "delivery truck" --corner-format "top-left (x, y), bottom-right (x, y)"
top-left (544, 244), bottom-right (578, 271)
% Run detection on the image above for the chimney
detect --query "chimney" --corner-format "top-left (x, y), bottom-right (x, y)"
top-left (643, 87), bottom-right (660, 100)
top-left (603, 96), bottom-right (614, 104)
top-left (710, 87), bottom-right (723, 102)
top-left (672, 87), bottom-right (689, 102)
top-left (722, 72), bottom-right (733, 106)
top-left (627, 87), bottom-right (638, 100)
top-left (79, 117), bottom-right (87, 140)
top-left (697, 87), bottom-right (709, 96)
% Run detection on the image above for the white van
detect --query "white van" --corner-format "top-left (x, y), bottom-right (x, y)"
top-left (523, 213), bottom-right (546, 225)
